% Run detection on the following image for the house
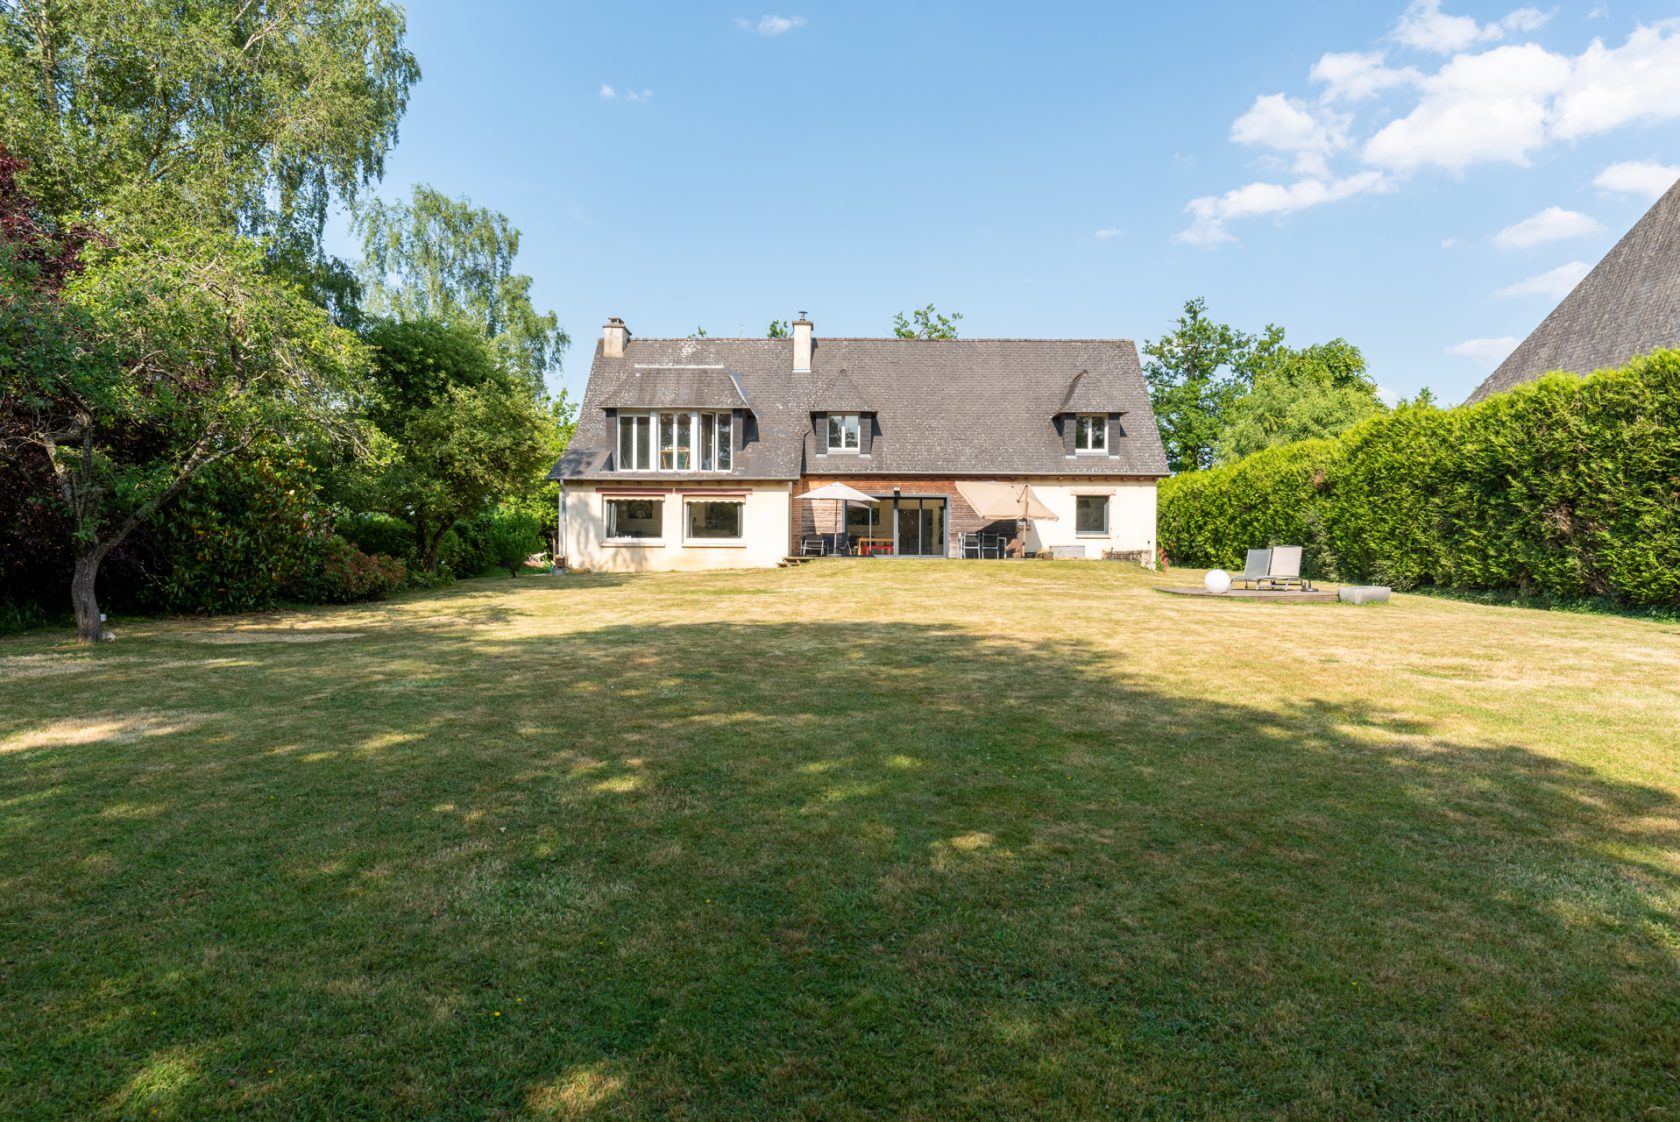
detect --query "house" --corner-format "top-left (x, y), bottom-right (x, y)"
top-left (1467, 175), bottom-right (1680, 404)
top-left (548, 316), bottom-right (1169, 572)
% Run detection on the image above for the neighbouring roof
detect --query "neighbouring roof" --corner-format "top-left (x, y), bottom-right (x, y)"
top-left (551, 335), bottom-right (1168, 481)
top-left (1468, 176), bottom-right (1680, 404)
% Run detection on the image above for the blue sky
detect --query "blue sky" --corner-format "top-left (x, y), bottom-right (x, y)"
top-left (327, 1), bottom-right (1680, 404)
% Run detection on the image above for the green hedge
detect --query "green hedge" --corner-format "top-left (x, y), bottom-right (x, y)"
top-left (1158, 350), bottom-right (1680, 606)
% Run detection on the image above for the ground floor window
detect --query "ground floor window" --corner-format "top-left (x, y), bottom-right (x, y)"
top-left (686, 500), bottom-right (744, 540)
top-left (1075, 495), bottom-right (1109, 535)
top-left (606, 498), bottom-right (663, 539)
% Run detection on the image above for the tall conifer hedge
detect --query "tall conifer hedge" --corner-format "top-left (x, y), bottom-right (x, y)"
top-left (1158, 350), bottom-right (1680, 607)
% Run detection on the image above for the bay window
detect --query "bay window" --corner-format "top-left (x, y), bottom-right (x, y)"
top-left (616, 411), bottom-right (734, 472)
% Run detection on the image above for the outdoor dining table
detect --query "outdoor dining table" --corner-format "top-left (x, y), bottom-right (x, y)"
top-left (855, 537), bottom-right (895, 557)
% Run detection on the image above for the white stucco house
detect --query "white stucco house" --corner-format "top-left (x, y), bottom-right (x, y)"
top-left (549, 316), bottom-right (1169, 571)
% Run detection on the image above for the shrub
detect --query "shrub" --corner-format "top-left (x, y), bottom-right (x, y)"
top-left (1158, 350), bottom-right (1680, 606)
top-left (289, 535), bottom-right (407, 603)
top-left (337, 511), bottom-right (416, 561)
top-left (145, 445), bottom-right (330, 614)
top-left (481, 509), bottom-right (544, 576)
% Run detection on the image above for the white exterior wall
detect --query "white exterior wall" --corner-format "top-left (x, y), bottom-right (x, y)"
top-left (563, 484), bottom-right (792, 573)
top-left (1021, 480), bottom-right (1157, 560)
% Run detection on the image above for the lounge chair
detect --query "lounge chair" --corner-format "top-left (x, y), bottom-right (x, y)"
top-left (1234, 548), bottom-right (1271, 589)
top-left (1261, 545), bottom-right (1313, 591)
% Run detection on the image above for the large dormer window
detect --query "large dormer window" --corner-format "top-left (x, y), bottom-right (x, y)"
top-left (1074, 414), bottom-right (1106, 453)
top-left (827, 413), bottom-right (861, 453)
top-left (617, 411), bottom-right (733, 472)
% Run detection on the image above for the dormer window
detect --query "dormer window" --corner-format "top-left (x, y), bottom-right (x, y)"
top-left (617, 411), bottom-right (733, 471)
top-left (827, 413), bottom-right (861, 453)
top-left (1074, 414), bottom-right (1106, 454)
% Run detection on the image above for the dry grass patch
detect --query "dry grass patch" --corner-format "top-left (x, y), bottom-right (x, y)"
top-left (1, 562), bottom-right (1678, 1119)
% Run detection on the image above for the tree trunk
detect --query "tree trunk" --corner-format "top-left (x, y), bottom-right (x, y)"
top-left (71, 552), bottom-right (111, 643)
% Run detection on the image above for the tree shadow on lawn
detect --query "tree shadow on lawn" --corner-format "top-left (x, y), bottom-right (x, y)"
top-left (1, 621), bottom-right (1678, 1120)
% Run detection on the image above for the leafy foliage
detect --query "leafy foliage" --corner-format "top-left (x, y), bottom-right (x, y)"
top-left (292, 535), bottom-right (407, 603)
top-left (0, 0), bottom-right (417, 248)
top-left (1141, 298), bottom-right (1253, 472)
top-left (353, 184), bottom-right (567, 389)
top-left (145, 444), bottom-right (332, 614)
top-left (1, 149), bottom-right (371, 639)
top-left (1215, 333), bottom-right (1385, 464)
top-left (891, 304), bottom-right (963, 339)
top-left (356, 318), bottom-right (555, 573)
top-left (767, 319), bottom-right (790, 339)
top-left (1159, 351), bottom-right (1680, 607)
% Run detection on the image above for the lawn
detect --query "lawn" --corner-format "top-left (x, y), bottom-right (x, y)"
top-left (2, 561), bottom-right (1678, 1120)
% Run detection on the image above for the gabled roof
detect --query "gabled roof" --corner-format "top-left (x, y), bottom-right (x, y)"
top-left (810, 368), bottom-right (871, 413)
top-left (551, 335), bottom-right (1168, 481)
top-left (1468, 176), bottom-right (1680, 404)
top-left (1057, 369), bottom-right (1130, 415)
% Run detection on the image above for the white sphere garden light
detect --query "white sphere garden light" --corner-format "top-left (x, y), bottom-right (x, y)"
top-left (1204, 568), bottom-right (1232, 595)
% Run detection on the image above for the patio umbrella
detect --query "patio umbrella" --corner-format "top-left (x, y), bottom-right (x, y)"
top-left (954, 482), bottom-right (1058, 556)
top-left (798, 482), bottom-right (876, 552)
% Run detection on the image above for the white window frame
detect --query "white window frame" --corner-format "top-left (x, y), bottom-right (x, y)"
top-left (616, 412), bottom-right (735, 472)
top-left (1075, 414), bottom-right (1107, 454)
top-left (604, 497), bottom-right (665, 544)
top-left (682, 498), bottom-right (746, 546)
top-left (826, 413), bottom-right (861, 454)
top-left (1074, 494), bottom-right (1110, 536)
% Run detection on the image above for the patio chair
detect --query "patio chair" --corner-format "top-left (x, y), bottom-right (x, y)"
top-left (800, 535), bottom-right (828, 557)
top-left (981, 532), bottom-right (1006, 559)
top-left (1261, 545), bottom-right (1313, 591)
top-left (960, 532), bottom-right (983, 559)
top-left (1234, 548), bottom-right (1271, 589)
top-left (826, 533), bottom-right (849, 557)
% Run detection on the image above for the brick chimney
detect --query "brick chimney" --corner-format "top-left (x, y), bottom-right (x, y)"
top-left (792, 313), bottom-right (813, 373)
top-left (602, 316), bottom-right (629, 358)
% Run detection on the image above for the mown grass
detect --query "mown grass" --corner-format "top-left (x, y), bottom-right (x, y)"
top-left (2, 560), bottom-right (1678, 1120)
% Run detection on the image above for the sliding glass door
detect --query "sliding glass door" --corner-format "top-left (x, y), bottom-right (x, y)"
top-left (894, 498), bottom-right (947, 557)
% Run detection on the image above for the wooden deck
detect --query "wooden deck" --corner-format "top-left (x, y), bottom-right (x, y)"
top-left (1154, 586), bottom-right (1341, 603)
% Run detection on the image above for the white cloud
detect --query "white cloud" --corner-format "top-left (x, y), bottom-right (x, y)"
top-left (1445, 336), bottom-right (1519, 362)
top-left (740, 14), bottom-right (805, 36)
top-left (1495, 260), bottom-right (1592, 298)
top-left (1551, 24), bottom-right (1680, 140)
top-left (1391, 0), bottom-right (1550, 55)
top-left (1493, 206), bottom-right (1604, 249)
top-left (1179, 171), bottom-right (1390, 246)
top-left (1594, 160), bottom-right (1680, 199)
top-left (625, 89), bottom-right (653, 103)
top-left (1310, 51), bottom-right (1421, 101)
top-left (1376, 385), bottom-right (1401, 405)
top-left (599, 84), bottom-right (615, 98)
top-left (1180, 15), bottom-right (1680, 241)
top-left (1230, 94), bottom-right (1349, 175)
top-left (1363, 44), bottom-right (1570, 172)
top-left (1094, 228), bottom-right (1123, 239)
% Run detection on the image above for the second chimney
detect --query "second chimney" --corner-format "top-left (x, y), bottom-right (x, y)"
top-left (602, 316), bottom-right (629, 358)
top-left (792, 313), bottom-right (813, 373)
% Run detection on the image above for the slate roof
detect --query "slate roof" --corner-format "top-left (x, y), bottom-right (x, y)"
top-left (596, 366), bottom-right (752, 411)
top-left (550, 335), bottom-right (1168, 481)
top-left (810, 368), bottom-right (871, 412)
top-left (1468, 175), bottom-right (1680, 404)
